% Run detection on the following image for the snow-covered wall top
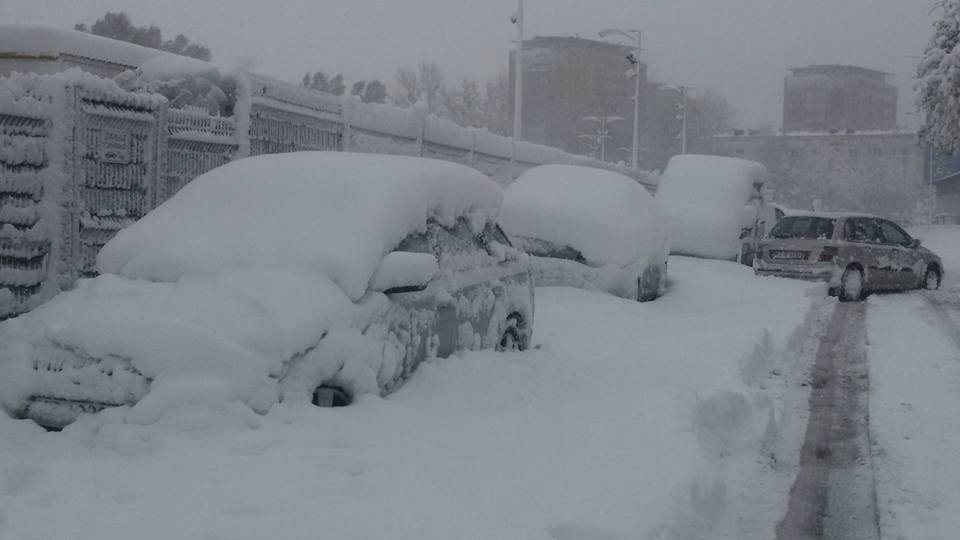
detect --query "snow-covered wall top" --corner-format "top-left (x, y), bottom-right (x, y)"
top-left (0, 25), bottom-right (166, 69)
top-left (0, 68), bottom-right (165, 117)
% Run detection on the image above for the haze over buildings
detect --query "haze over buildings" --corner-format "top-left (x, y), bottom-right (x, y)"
top-left (783, 65), bottom-right (898, 133)
top-left (0, 0), bottom-right (936, 131)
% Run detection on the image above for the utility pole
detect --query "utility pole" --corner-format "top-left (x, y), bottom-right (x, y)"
top-left (512, 0), bottom-right (523, 140)
top-left (598, 28), bottom-right (641, 169)
top-left (680, 85), bottom-right (688, 154)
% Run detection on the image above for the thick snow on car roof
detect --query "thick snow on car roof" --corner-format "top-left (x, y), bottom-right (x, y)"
top-left (98, 152), bottom-right (503, 300)
top-left (498, 164), bottom-right (665, 266)
top-left (655, 154), bottom-right (768, 260)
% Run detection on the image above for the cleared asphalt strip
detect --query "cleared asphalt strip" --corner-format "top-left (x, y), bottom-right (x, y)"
top-left (776, 301), bottom-right (881, 540)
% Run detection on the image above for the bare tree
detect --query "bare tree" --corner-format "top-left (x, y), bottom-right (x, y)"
top-left (443, 78), bottom-right (484, 128)
top-left (687, 89), bottom-right (734, 138)
top-left (393, 62), bottom-right (447, 115)
top-left (481, 72), bottom-right (511, 136)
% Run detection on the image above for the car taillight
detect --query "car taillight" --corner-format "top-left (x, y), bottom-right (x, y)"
top-left (818, 246), bottom-right (839, 262)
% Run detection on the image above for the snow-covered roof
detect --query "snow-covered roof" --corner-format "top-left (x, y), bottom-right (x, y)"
top-left (498, 164), bottom-right (665, 266)
top-left (775, 210), bottom-right (881, 220)
top-left (97, 152), bottom-right (503, 300)
top-left (0, 25), bottom-right (168, 68)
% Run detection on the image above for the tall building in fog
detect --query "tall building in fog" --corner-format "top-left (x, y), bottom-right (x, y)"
top-left (782, 65), bottom-right (897, 133)
top-left (509, 36), bottom-right (646, 160)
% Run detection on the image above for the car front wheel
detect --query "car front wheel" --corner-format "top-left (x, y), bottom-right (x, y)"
top-left (922, 266), bottom-right (941, 291)
top-left (840, 266), bottom-right (864, 302)
top-left (497, 314), bottom-right (524, 352)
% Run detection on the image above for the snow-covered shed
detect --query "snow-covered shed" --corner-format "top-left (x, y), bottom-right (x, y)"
top-left (0, 25), bottom-right (169, 79)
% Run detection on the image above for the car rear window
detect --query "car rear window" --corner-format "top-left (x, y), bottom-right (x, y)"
top-left (769, 216), bottom-right (835, 240)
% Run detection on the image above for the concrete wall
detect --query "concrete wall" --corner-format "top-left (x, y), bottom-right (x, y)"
top-left (696, 132), bottom-right (925, 222)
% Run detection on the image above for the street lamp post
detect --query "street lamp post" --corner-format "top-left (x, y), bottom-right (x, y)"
top-left (581, 115), bottom-right (625, 161)
top-left (928, 145), bottom-right (936, 225)
top-left (598, 28), bottom-right (641, 169)
top-left (512, 0), bottom-right (524, 140)
top-left (658, 84), bottom-right (690, 154)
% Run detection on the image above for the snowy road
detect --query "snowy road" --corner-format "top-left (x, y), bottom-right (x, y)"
top-left (2, 242), bottom-right (960, 539)
top-left (777, 302), bottom-right (880, 540)
top-left (775, 284), bottom-right (960, 540)
top-left (867, 288), bottom-right (960, 540)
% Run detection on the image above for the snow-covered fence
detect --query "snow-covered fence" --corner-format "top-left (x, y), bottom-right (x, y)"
top-left (0, 71), bottom-right (165, 318)
top-left (0, 91), bottom-right (53, 317)
top-left (339, 97), bottom-right (654, 188)
top-left (74, 89), bottom-right (166, 279)
top-left (162, 106), bottom-right (237, 201)
top-left (0, 67), bottom-right (657, 318)
top-left (246, 74), bottom-right (342, 156)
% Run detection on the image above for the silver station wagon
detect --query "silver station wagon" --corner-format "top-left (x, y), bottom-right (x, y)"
top-left (754, 213), bottom-right (943, 301)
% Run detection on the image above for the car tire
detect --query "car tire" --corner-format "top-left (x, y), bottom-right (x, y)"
top-left (839, 266), bottom-right (864, 302)
top-left (497, 314), bottom-right (524, 352)
top-left (638, 264), bottom-right (661, 302)
top-left (922, 266), bottom-right (941, 291)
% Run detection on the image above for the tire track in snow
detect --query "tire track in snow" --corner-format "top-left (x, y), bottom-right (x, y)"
top-left (776, 301), bottom-right (880, 540)
top-left (924, 291), bottom-right (960, 355)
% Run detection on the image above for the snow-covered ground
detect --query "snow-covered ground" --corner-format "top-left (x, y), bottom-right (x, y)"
top-left (868, 225), bottom-right (960, 539)
top-left (911, 224), bottom-right (960, 290)
top-left (0, 257), bottom-right (820, 540)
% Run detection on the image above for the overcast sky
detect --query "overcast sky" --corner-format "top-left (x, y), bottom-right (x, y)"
top-left (1, 0), bottom-right (938, 130)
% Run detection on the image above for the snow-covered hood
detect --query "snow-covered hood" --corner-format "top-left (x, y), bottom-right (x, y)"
top-left (0, 268), bottom-right (363, 419)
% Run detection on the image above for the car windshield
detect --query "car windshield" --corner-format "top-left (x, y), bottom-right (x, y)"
top-left (513, 236), bottom-right (590, 265)
top-left (769, 216), bottom-right (835, 240)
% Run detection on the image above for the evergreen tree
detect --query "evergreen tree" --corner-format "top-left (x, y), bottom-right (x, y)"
top-left (917, 0), bottom-right (960, 152)
top-left (75, 12), bottom-right (212, 61)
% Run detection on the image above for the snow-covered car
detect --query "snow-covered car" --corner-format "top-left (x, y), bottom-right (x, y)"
top-left (656, 154), bottom-right (775, 265)
top-left (754, 213), bottom-right (943, 301)
top-left (0, 152), bottom-right (534, 429)
top-left (498, 164), bottom-right (670, 301)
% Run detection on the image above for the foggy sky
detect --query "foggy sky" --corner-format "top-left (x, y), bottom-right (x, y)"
top-left (1, 0), bottom-right (938, 130)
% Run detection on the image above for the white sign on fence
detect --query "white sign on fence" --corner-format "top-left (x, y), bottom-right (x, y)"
top-left (98, 128), bottom-right (130, 164)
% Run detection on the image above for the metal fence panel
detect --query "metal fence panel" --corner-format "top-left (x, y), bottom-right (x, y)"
top-left (0, 103), bottom-right (55, 318)
top-left (73, 87), bottom-right (163, 279)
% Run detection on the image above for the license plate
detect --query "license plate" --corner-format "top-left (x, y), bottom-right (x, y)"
top-left (770, 250), bottom-right (806, 260)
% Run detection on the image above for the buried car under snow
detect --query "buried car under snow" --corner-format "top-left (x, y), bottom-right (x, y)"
top-left (754, 212), bottom-right (943, 301)
top-left (498, 164), bottom-right (669, 301)
top-left (0, 152), bottom-right (534, 428)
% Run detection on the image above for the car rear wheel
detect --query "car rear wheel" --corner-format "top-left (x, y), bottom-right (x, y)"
top-left (312, 385), bottom-right (352, 407)
top-left (840, 266), bottom-right (864, 302)
top-left (923, 266), bottom-right (941, 291)
top-left (638, 264), bottom-right (662, 302)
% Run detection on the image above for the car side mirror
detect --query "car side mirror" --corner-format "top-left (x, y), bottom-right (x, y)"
top-left (369, 251), bottom-right (439, 293)
top-left (909, 238), bottom-right (921, 249)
